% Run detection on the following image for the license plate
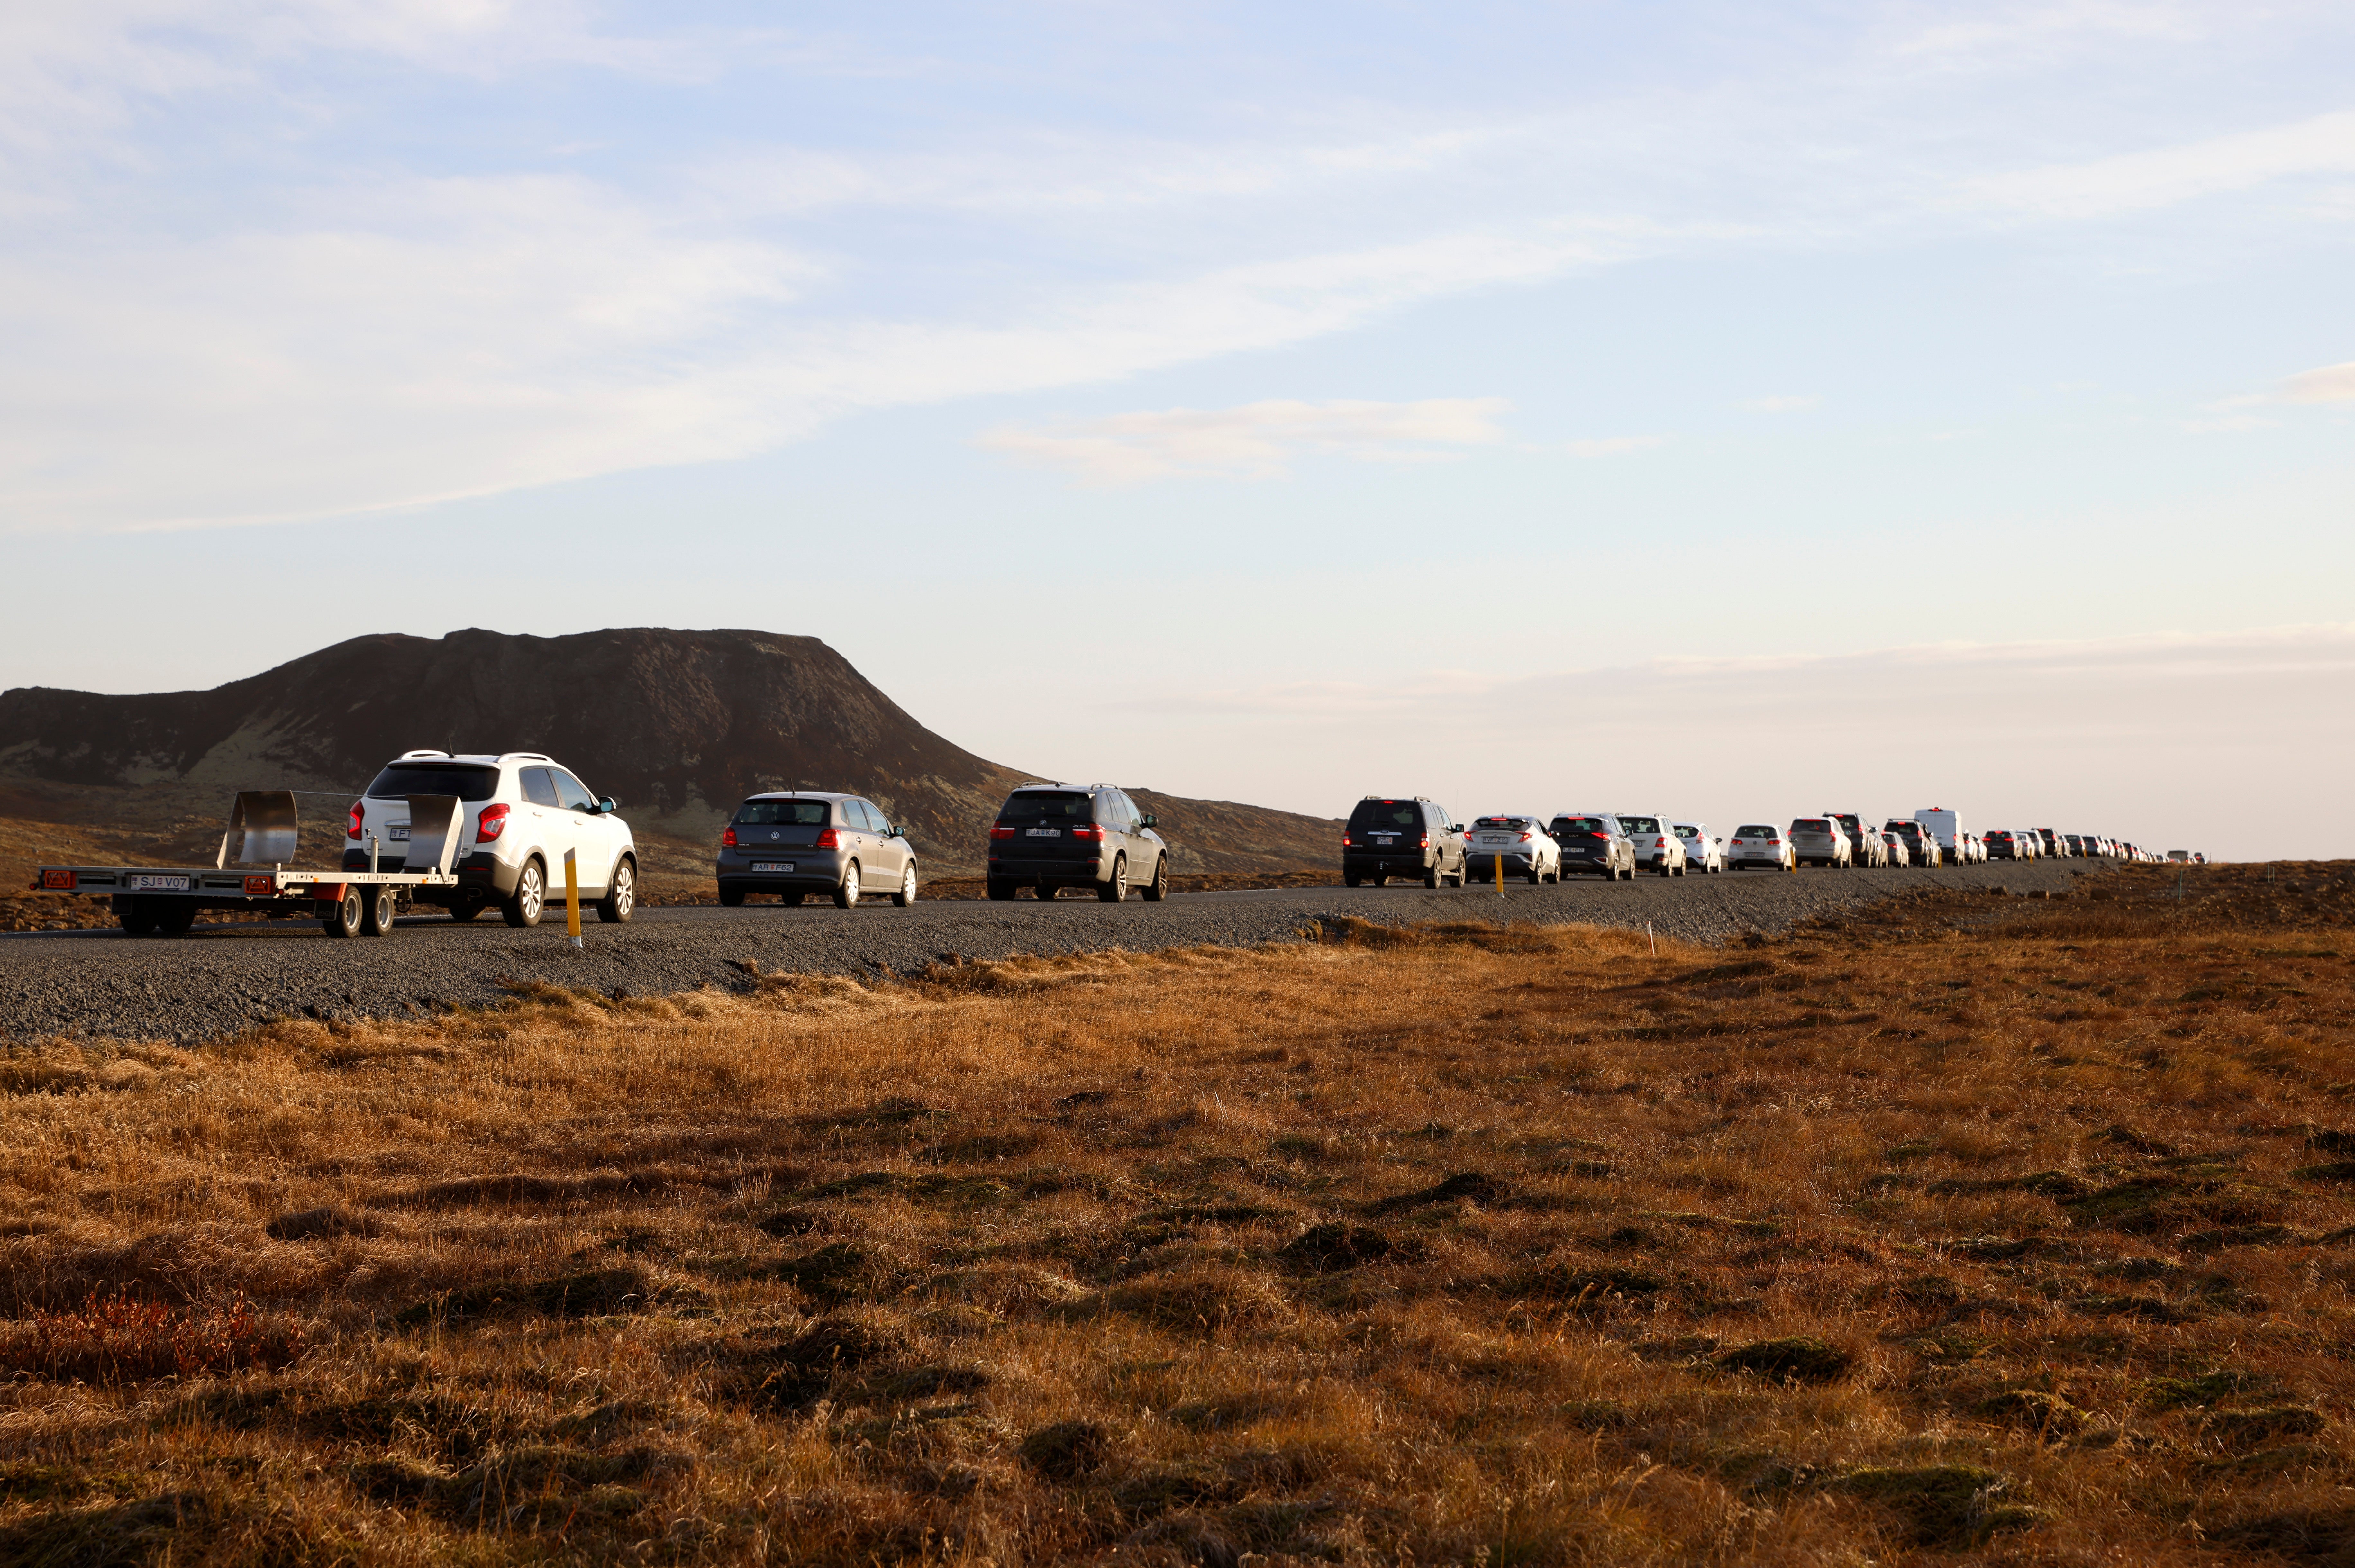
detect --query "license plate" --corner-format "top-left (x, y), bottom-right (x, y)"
top-left (1373, 836), bottom-right (1396, 845)
top-left (750, 862), bottom-right (796, 873)
top-left (130, 874), bottom-right (191, 891)
top-left (388, 826), bottom-right (411, 841)
top-left (1479, 836), bottom-right (1505, 844)
top-left (1026, 828), bottom-right (1060, 837)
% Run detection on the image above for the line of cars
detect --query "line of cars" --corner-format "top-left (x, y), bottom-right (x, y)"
top-left (1340, 796), bottom-right (2164, 884)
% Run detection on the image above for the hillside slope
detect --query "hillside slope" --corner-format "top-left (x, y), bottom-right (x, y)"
top-left (0, 628), bottom-right (1339, 875)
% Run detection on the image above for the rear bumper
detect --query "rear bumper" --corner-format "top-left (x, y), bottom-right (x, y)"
top-left (988, 854), bottom-right (1104, 884)
top-left (1342, 851), bottom-right (1436, 876)
top-left (719, 847), bottom-right (849, 889)
top-left (1466, 853), bottom-right (1536, 877)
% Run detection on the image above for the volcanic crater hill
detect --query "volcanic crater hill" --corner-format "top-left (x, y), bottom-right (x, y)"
top-left (0, 628), bottom-right (1342, 877)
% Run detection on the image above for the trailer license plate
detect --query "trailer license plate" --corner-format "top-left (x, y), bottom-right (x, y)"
top-left (750, 862), bottom-right (795, 873)
top-left (1026, 828), bottom-right (1060, 837)
top-left (130, 875), bottom-right (191, 891)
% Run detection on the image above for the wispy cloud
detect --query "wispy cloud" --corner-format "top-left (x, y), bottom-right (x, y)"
top-left (976, 398), bottom-right (1511, 484)
top-left (2279, 359), bottom-right (2355, 403)
top-left (1962, 109), bottom-right (2355, 219)
top-left (1744, 395), bottom-right (1819, 413)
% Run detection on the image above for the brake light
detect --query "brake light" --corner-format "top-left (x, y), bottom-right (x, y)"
top-left (476, 802), bottom-right (510, 842)
top-left (1418, 835), bottom-right (1430, 849)
top-left (815, 828), bottom-right (839, 849)
top-left (1071, 823), bottom-right (1104, 841)
top-left (1341, 834), bottom-right (1353, 847)
top-left (1589, 831), bottom-right (1608, 839)
top-left (347, 800), bottom-right (364, 839)
top-left (990, 823), bottom-right (1014, 839)
top-left (722, 824), bottom-right (738, 847)
top-left (1516, 832), bottom-right (1532, 842)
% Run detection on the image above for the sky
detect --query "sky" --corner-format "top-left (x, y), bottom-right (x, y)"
top-left (3, 1), bottom-right (2351, 861)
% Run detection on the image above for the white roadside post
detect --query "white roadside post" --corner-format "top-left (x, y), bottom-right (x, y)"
top-left (564, 848), bottom-right (583, 949)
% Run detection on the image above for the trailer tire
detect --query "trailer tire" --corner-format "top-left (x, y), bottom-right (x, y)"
top-left (324, 886), bottom-right (365, 939)
top-left (118, 898), bottom-right (159, 936)
top-left (502, 859), bottom-right (546, 928)
top-left (156, 901), bottom-right (198, 937)
top-left (359, 885), bottom-right (396, 937)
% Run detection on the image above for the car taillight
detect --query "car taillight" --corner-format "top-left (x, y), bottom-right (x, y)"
top-left (476, 802), bottom-right (509, 842)
top-left (1418, 835), bottom-right (1430, 849)
top-left (1516, 832), bottom-right (1532, 842)
top-left (815, 828), bottom-right (839, 849)
top-left (347, 800), bottom-right (364, 839)
top-left (1341, 834), bottom-right (1353, 847)
top-left (1589, 831), bottom-right (1608, 839)
top-left (1071, 823), bottom-right (1103, 841)
top-left (990, 823), bottom-right (1014, 839)
top-left (722, 824), bottom-right (738, 847)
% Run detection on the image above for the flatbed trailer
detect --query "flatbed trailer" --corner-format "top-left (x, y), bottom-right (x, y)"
top-left (30, 791), bottom-right (465, 939)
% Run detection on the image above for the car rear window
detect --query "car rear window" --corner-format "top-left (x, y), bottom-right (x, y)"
top-left (1552, 816), bottom-right (1610, 834)
top-left (1792, 819), bottom-right (1830, 831)
top-left (366, 764), bottom-right (500, 802)
top-left (1350, 800), bottom-right (1425, 831)
top-left (1475, 816), bottom-right (1532, 829)
top-left (1736, 825), bottom-right (1776, 837)
top-left (1002, 791), bottom-right (1095, 820)
top-left (1986, 830), bottom-right (2011, 840)
top-left (1617, 816), bottom-right (1661, 834)
top-left (739, 799), bottom-right (831, 826)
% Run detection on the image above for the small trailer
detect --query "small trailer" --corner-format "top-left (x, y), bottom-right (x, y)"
top-left (32, 790), bottom-right (466, 939)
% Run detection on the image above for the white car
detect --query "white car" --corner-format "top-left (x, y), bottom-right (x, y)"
top-left (1465, 813), bottom-right (1562, 884)
top-left (348, 749), bottom-right (637, 928)
top-left (1726, 824), bottom-right (1795, 871)
top-left (1673, 822), bottom-right (1723, 874)
top-left (1788, 817), bottom-right (1853, 868)
top-left (1880, 830), bottom-right (1910, 867)
top-left (1614, 813), bottom-right (1688, 876)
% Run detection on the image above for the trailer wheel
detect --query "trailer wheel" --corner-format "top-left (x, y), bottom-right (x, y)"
top-left (359, 885), bottom-right (397, 937)
top-left (324, 886), bottom-right (365, 939)
top-left (156, 901), bottom-right (198, 937)
top-left (119, 897), bottom-right (160, 936)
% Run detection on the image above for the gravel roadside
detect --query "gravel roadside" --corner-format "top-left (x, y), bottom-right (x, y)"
top-left (0, 860), bottom-right (2099, 1043)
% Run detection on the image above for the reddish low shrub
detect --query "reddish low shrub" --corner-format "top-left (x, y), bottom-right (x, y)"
top-left (1, 1289), bottom-right (304, 1384)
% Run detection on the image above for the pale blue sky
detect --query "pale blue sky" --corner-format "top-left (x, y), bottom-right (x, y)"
top-left (4, 2), bottom-right (2351, 857)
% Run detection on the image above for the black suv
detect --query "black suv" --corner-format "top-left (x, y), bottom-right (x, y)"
top-left (987, 784), bottom-right (1169, 902)
top-left (1550, 812), bottom-right (1635, 879)
top-left (1341, 797), bottom-right (1467, 888)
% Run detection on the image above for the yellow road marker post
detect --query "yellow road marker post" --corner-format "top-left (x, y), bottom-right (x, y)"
top-left (564, 848), bottom-right (583, 949)
top-left (1496, 846), bottom-right (1505, 899)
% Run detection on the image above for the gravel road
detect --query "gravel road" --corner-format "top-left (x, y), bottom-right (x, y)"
top-left (1, 860), bottom-right (2099, 1043)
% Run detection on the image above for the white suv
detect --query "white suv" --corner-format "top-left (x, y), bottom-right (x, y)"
top-left (346, 750), bottom-right (637, 927)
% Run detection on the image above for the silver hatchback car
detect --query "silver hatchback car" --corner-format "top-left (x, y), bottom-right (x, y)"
top-left (717, 791), bottom-right (918, 908)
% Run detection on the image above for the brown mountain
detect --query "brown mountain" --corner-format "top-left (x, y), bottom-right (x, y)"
top-left (0, 628), bottom-right (1340, 875)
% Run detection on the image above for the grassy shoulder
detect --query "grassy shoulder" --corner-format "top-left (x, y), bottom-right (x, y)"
top-left (0, 862), bottom-right (2350, 1564)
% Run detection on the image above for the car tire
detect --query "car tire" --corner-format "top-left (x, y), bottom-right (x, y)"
top-left (119, 898), bottom-right (160, 936)
top-left (834, 861), bottom-right (860, 909)
top-left (1098, 855), bottom-right (1128, 902)
top-left (718, 885), bottom-right (745, 908)
top-left (359, 885), bottom-right (397, 937)
top-left (324, 885), bottom-right (365, 939)
top-left (502, 859), bottom-right (545, 927)
top-left (597, 858), bottom-right (636, 923)
top-left (1343, 873), bottom-right (1361, 888)
top-left (1424, 862), bottom-right (1441, 889)
top-left (1141, 856), bottom-right (1169, 901)
top-left (986, 878), bottom-right (1017, 901)
top-left (893, 863), bottom-right (918, 907)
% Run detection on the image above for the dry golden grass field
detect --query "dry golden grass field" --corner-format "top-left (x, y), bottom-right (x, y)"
top-left (2, 861), bottom-right (2352, 1566)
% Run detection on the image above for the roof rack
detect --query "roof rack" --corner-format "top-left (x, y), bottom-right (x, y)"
top-left (501, 752), bottom-right (553, 763)
top-left (398, 749), bottom-right (451, 760)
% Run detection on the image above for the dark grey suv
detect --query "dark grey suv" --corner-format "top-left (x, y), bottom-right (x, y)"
top-left (717, 792), bottom-right (917, 908)
top-left (1341, 797), bottom-right (1467, 888)
top-left (986, 784), bottom-right (1169, 902)
top-left (1549, 813), bottom-right (1635, 879)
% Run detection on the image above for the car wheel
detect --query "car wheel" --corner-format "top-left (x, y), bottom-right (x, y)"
top-left (502, 860), bottom-right (545, 927)
top-left (119, 897), bottom-right (160, 936)
top-left (718, 884), bottom-right (745, 908)
top-left (359, 885), bottom-right (397, 937)
top-left (834, 861), bottom-right (860, 909)
top-left (1098, 855), bottom-right (1128, 902)
top-left (986, 878), bottom-right (1017, 901)
top-left (597, 858), bottom-right (636, 923)
top-left (324, 885), bottom-right (365, 939)
top-left (893, 863), bottom-right (918, 907)
top-left (1424, 861), bottom-right (1441, 889)
top-left (1141, 856), bottom-right (1169, 901)
top-left (1343, 872), bottom-right (1361, 888)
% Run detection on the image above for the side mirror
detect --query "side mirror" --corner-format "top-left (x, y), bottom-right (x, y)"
top-left (598, 797), bottom-right (619, 815)
top-left (890, 825), bottom-right (906, 838)
top-left (1140, 814), bottom-right (1156, 829)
